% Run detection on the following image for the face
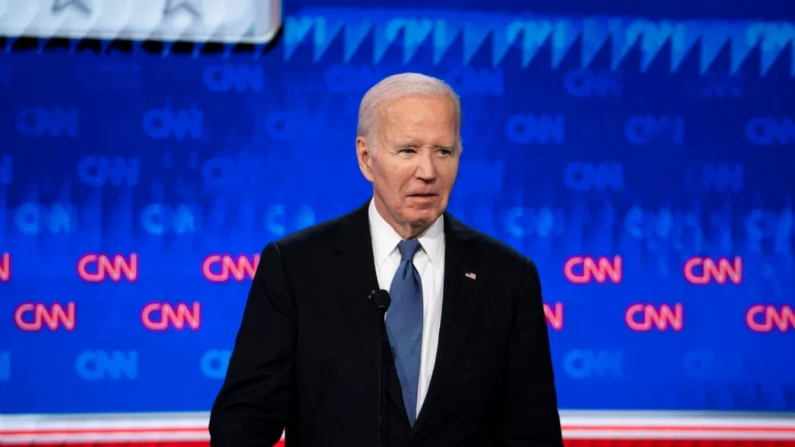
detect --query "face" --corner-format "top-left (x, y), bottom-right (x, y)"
top-left (357, 94), bottom-right (460, 238)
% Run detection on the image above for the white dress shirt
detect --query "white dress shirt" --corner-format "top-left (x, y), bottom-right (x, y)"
top-left (368, 198), bottom-right (445, 417)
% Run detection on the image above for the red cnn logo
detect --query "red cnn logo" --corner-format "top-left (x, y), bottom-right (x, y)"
top-left (141, 302), bottom-right (201, 331)
top-left (77, 253), bottom-right (138, 282)
top-left (0, 252), bottom-right (9, 282)
top-left (563, 256), bottom-right (622, 284)
top-left (625, 303), bottom-right (683, 332)
top-left (683, 256), bottom-right (742, 285)
top-left (202, 254), bottom-right (260, 282)
top-left (14, 302), bottom-right (76, 331)
top-left (544, 302), bottom-right (564, 330)
top-left (746, 305), bottom-right (795, 332)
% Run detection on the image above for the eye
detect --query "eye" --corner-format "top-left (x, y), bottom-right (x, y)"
top-left (438, 148), bottom-right (453, 156)
top-left (399, 148), bottom-right (416, 154)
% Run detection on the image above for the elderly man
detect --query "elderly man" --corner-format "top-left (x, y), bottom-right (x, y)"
top-left (209, 73), bottom-right (563, 447)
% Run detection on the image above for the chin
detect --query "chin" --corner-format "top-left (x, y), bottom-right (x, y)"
top-left (407, 209), bottom-right (442, 225)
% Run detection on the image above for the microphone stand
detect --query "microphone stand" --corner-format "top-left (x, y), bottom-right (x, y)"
top-left (370, 290), bottom-right (391, 447)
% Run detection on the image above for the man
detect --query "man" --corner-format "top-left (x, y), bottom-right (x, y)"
top-left (209, 73), bottom-right (563, 447)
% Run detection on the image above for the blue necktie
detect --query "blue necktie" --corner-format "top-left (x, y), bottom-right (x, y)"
top-left (386, 239), bottom-right (423, 426)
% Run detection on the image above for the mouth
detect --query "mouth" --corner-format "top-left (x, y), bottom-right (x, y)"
top-left (408, 193), bottom-right (438, 198)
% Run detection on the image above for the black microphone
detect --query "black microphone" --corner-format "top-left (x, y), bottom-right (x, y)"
top-left (369, 289), bottom-right (391, 447)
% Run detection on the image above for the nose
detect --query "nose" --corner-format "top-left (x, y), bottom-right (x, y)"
top-left (415, 151), bottom-right (438, 182)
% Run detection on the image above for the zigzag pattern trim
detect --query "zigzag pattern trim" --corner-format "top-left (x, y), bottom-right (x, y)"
top-left (285, 8), bottom-right (795, 76)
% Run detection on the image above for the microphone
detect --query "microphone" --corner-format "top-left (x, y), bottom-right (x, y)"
top-left (369, 289), bottom-right (391, 447)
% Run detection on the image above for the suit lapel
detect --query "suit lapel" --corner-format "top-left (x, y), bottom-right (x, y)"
top-left (328, 200), bottom-right (410, 425)
top-left (410, 213), bottom-right (483, 437)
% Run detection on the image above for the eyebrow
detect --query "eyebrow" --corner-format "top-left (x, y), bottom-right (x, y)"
top-left (395, 142), bottom-right (418, 148)
top-left (394, 142), bottom-right (456, 149)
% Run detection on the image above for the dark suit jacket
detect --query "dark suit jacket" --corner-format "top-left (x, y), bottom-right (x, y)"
top-left (209, 200), bottom-right (563, 447)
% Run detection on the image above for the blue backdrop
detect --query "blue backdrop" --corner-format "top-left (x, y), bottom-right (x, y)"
top-left (0, 1), bottom-right (794, 414)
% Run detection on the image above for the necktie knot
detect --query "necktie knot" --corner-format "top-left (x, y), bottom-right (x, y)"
top-left (397, 239), bottom-right (421, 262)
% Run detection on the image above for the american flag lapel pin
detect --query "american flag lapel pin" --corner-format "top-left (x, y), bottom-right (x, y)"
top-left (465, 272), bottom-right (476, 280)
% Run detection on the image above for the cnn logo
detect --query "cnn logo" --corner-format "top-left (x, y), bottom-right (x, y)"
top-left (77, 253), bottom-right (138, 282)
top-left (683, 256), bottom-right (742, 285)
top-left (746, 305), bottom-right (794, 332)
top-left (202, 254), bottom-right (259, 282)
top-left (141, 302), bottom-right (202, 331)
top-left (625, 303), bottom-right (683, 332)
top-left (14, 302), bottom-right (76, 331)
top-left (564, 256), bottom-right (622, 284)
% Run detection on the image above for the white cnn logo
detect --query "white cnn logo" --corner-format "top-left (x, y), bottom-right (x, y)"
top-left (0, 0), bottom-right (282, 44)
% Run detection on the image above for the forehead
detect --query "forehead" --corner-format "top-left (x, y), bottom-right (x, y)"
top-left (378, 95), bottom-right (457, 130)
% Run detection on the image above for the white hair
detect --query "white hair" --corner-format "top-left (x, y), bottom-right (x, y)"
top-left (357, 72), bottom-right (462, 152)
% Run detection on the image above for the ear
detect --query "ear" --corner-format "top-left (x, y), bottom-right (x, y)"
top-left (356, 136), bottom-right (375, 182)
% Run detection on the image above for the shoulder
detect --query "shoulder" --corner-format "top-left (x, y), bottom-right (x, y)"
top-left (253, 209), bottom-right (356, 278)
top-left (271, 209), bottom-right (355, 251)
top-left (260, 204), bottom-right (364, 259)
top-left (447, 213), bottom-right (539, 280)
top-left (447, 215), bottom-right (544, 308)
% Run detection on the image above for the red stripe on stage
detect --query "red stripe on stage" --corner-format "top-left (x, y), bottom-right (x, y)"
top-left (3, 425), bottom-right (795, 436)
top-left (8, 440), bottom-right (795, 447)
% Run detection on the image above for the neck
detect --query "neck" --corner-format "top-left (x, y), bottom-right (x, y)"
top-left (373, 197), bottom-right (430, 240)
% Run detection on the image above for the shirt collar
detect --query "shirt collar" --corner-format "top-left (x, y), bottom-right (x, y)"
top-left (368, 198), bottom-right (445, 267)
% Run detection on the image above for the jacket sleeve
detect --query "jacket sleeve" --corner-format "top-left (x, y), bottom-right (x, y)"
top-left (497, 259), bottom-right (564, 447)
top-left (209, 242), bottom-right (296, 447)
